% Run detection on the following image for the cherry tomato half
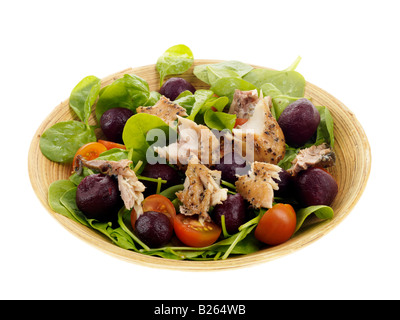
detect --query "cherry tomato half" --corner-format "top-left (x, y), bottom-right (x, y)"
top-left (130, 194), bottom-right (176, 229)
top-left (98, 140), bottom-right (126, 150)
top-left (254, 203), bottom-right (297, 246)
top-left (234, 118), bottom-right (248, 128)
top-left (174, 214), bottom-right (221, 247)
top-left (72, 142), bottom-right (107, 170)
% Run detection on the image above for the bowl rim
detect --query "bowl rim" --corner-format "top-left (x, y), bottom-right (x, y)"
top-left (28, 59), bottom-right (372, 271)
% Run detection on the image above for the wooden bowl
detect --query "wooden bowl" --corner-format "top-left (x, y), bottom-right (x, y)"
top-left (28, 60), bottom-right (371, 271)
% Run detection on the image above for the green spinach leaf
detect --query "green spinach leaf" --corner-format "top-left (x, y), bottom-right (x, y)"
top-left (59, 187), bottom-right (90, 226)
top-left (210, 77), bottom-right (257, 103)
top-left (260, 82), bottom-right (303, 119)
top-left (315, 106), bottom-right (335, 147)
top-left (95, 74), bottom-right (150, 122)
top-left (87, 218), bottom-right (138, 251)
top-left (243, 66), bottom-right (306, 97)
top-left (173, 91), bottom-right (196, 113)
top-left (193, 60), bottom-right (253, 85)
top-left (272, 95), bottom-right (303, 119)
top-left (156, 44), bottom-right (194, 86)
top-left (260, 82), bottom-right (283, 97)
top-left (143, 91), bottom-right (162, 106)
top-left (39, 121), bottom-right (96, 163)
top-left (186, 89), bottom-right (214, 121)
top-left (69, 167), bottom-right (94, 186)
top-left (277, 145), bottom-right (300, 170)
top-left (202, 95), bottom-right (229, 112)
top-left (48, 180), bottom-right (76, 217)
top-left (69, 75), bottom-right (101, 124)
top-left (97, 148), bottom-right (129, 161)
top-left (204, 109), bottom-right (236, 131)
top-left (122, 113), bottom-right (171, 167)
top-left (295, 205), bottom-right (334, 233)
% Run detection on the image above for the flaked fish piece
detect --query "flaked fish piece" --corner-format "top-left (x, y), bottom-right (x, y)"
top-left (176, 157), bottom-right (228, 224)
top-left (136, 96), bottom-right (187, 125)
top-left (232, 94), bottom-right (286, 164)
top-left (228, 89), bottom-right (259, 119)
top-left (235, 161), bottom-right (282, 209)
top-left (155, 116), bottom-right (220, 166)
top-left (74, 155), bottom-right (146, 216)
top-left (287, 143), bottom-right (336, 176)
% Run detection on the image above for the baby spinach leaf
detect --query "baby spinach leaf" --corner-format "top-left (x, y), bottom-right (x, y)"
top-left (210, 77), bottom-right (257, 103)
top-left (69, 75), bottom-right (101, 124)
top-left (122, 113), bottom-right (171, 167)
top-left (173, 91), bottom-right (196, 113)
top-left (39, 121), bottom-right (96, 163)
top-left (193, 60), bottom-right (253, 85)
top-left (175, 90), bottom-right (194, 99)
top-left (69, 167), bottom-right (94, 186)
top-left (315, 106), bottom-right (335, 147)
top-left (97, 148), bottom-right (129, 161)
top-left (48, 180), bottom-right (77, 218)
top-left (186, 89), bottom-right (214, 121)
top-left (272, 95), bottom-right (303, 119)
top-left (278, 145), bottom-right (300, 170)
top-left (260, 82), bottom-right (283, 97)
top-left (87, 218), bottom-right (138, 251)
top-left (295, 205), bottom-right (334, 233)
top-left (243, 69), bottom-right (305, 97)
top-left (59, 187), bottom-right (90, 227)
top-left (206, 66), bottom-right (240, 86)
top-left (174, 91), bottom-right (230, 119)
top-left (204, 109), bottom-right (236, 131)
top-left (95, 74), bottom-right (150, 122)
top-left (143, 91), bottom-right (162, 106)
top-left (156, 44), bottom-right (194, 86)
top-left (260, 82), bottom-right (303, 119)
top-left (203, 95), bottom-right (229, 112)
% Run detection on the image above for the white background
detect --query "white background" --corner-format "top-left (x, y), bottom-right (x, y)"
top-left (1, 0), bottom-right (399, 300)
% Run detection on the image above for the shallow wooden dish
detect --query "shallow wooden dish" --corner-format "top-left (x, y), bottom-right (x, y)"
top-left (28, 60), bottom-right (371, 271)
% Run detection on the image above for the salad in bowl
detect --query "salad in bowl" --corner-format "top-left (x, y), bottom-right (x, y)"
top-left (39, 45), bottom-right (338, 261)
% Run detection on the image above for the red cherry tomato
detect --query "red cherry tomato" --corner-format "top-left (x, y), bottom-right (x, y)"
top-left (98, 139), bottom-right (126, 150)
top-left (72, 142), bottom-right (107, 170)
top-left (173, 214), bottom-right (221, 247)
top-left (254, 203), bottom-right (297, 246)
top-left (234, 118), bottom-right (248, 128)
top-left (130, 194), bottom-right (176, 228)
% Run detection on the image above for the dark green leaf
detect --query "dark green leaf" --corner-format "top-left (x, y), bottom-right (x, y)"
top-left (295, 205), bottom-right (334, 233)
top-left (315, 106), bottom-right (335, 147)
top-left (39, 121), bottom-right (96, 163)
top-left (143, 91), bottom-right (162, 106)
top-left (95, 74), bottom-right (150, 121)
top-left (48, 180), bottom-right (76, 217)
top-left (193, 60), bottom-right (253, 85)
top-left (59, 188), bottom-right (90, 227)
top-left (243, 69), bottom-right (305, 97)
top-left (156, 44), bottom-right (194, 86)
top-left (204, 109), bottom-right (236, 131)
top-left (69, 75), bottom-right (101, 124)
top-left (210, 77), bottom-right (257, 103)
top-left (122, 113), bottom-right (171, 167)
